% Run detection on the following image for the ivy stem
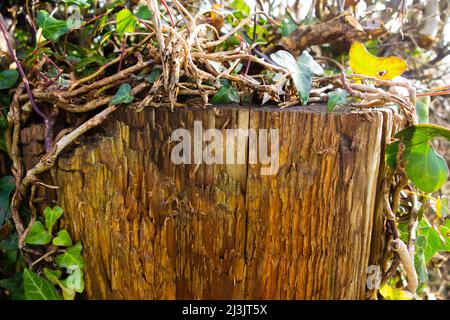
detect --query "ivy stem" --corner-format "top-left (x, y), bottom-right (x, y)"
top-left (417, 88), bottom-right (450, 97)
top-left (0, 14), bottom-right (53, 151)
top-left (160, 0), bottom-right (175, 27)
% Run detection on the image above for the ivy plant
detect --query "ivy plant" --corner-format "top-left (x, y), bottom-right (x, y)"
top-left (270, 50), bottom-right (324, 105)
top-left (386, 124), bottom-right (450, 193)
top-left (1, 206), bottom-right (85, 300)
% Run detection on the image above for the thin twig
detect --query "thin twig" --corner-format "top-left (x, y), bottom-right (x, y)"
top-left (0, 14), bottom-right (53, 151)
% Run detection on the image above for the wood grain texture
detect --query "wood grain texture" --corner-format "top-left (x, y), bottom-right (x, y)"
top-left (51, 104), bottom-right (395, 299)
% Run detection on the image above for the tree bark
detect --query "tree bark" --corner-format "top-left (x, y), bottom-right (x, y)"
top-left (49, 104), bottom-right (396, 299)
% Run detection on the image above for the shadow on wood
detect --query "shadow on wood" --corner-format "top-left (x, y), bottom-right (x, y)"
top-left (51, 104), bottom-right (396, 299)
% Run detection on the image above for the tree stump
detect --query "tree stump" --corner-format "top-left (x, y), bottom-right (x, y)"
top-left (51, 104), bottom-right (396, 299)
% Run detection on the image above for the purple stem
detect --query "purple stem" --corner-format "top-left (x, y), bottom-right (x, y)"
top-left (42, 53), bottom-right (63, 87)
top-left (118, 37), bottom-right (126, 73)
top-left (0, 15), bottom-right (53, 151)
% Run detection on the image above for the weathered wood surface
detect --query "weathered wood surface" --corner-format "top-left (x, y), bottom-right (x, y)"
top-left (49, 104), bottom-right (395, 299)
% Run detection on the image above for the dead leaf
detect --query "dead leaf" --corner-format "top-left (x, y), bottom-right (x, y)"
top-left (349, 41), bottom-right (408, 80)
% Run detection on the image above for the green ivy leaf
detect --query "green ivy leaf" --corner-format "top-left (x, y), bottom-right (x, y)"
top-left (270, 50), bottom-right (323, 105)
top-left (403, 143), bottom-right (448, 193)
top-left (395, 124), bottom-right (450, 145)
top-left (36, 10), bottom-right (69, 41)
top-left (327, 88), bottom-right (348, 112)
top-left (24, 221), bottom-right (52, 245)
top-left (44, 268), bottom-right (77, 300)
top-left (62, 268), bottom-right (84, 293)
top-left (115, 8), bottom-right (137, 35)
top-left (0, 112), bottom-right (9, 152)
top-left (23, 268), bottom-right (62, 300)
top-left (0, 232), bottom-right (18, 251)
top-left (60, 285), bottom-right (76, 300)
top-left (297, 51), bottom-right (324, 76)
top-left (418, 219), bottom-right (450, 263)
top-left (75, 56), bottom-right (109, 73)
top-left (414, 235), bottom-right (428, 285)
top-left (280, 18), bottom-right (297, 37)
top-left (145, 69), bottom-right (162, 84)
top-left (43, 268), bottom-right (62, 285)
top-left (44, 206), bottom-right (63, 235)
top-left (62, 0), bottom-right (90, 9)
top-left (107, 0), bottom-right (126, 9)
top-left (0, 272), bottom-right (25, 300)
top-left (435, 196), bottom-right (449, 219)
top-left (55, 242), bottom-right (85, 270)
top-left (52, 229), bottom-right (73, 247)
top-left (229, 0), bottom-right (250, 19)
top-left (0, 232), bottom-right (19, 274)
top-left (109, 83), bottom-right (134, 105)
top-left (135, 5), bottom-right (152, 20)
top-left (0, 175), bottom-right (15, 225)
top-left (0, 70), bottom-right (19, 90)
top-left (415, 96), bottom-right (429, 124)
top-left (211, 80), bottom-right (240, 103)
top-left (386, 124), bottom-right (450, 193)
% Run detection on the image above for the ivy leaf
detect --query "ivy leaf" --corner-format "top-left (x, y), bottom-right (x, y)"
top-left (415, 96), bottom-right (429, 124)
top-left (349, 41), bottom-right (407, 80)
top-left (280, 18), bottom-right (297, 36)
top-left (270, 50), bottom-right (323, 105)
top-left (62, 268), bottom-right (84, 293)
top-left (0, 231), bottom-right (18, 251)
top-left (44, 206), bottom-right (63, 235)
top-left (75, 56), bottom-right (109, 73)
top-left (418, 219), bottom-right (450, 263)
top-left (395, 123), bottom-right (450, 143)
top-left (44, 268), bottom-right (77, 300)
top-left (52, 229), bottom-right (73, 247)
top-left (24, 221), bottom-right (52, 245)
top-left (435, 196), bottom-right (449, 219)
top-left (107, 0), bottom-right (126, 9)
top-left (327, 89), bottom-right (348, 112)
top-left (211, 80), bottom-right (240, 103)
top-left (145, 69), bottom-right (162, 84)
top-left (136, 5), bottom-right (152, 20)
top-left (414, 235), bottom-right (428, 285)
top-left (62, 0), bottom-right (90, 9)
top-left (379, 284), bottom-right (414, 300)
top-left (23, 268), bottom-right (62, 300)
top-left (271, 50), bottom-right (309, 105)
top-left (0, 70), bottom-right (19, 90)
top-left (386, 124), bottom-right (450, 193)
top-left (0, 175), bottom-right (15, 225)
top-left (60, 285), bottom-right (76, 300)
top-left (109, 83), bottom-right (134, 105)
top-left (402, 143), bottom-right (448, 193)
top-left (0, 272), bottom-right (25, 300)
top-left (297, 51), bottom-right (324, 76)
top-left (115, 8), bottom-right (137, 35)
top-left (55, 242), bottom-right (85, 270)
top-left (0, 112), bottom-right (8, 152)
top-left (43, 268), bottom-right (62, 285)
top-left (229, 0), bottom-right (250, 19)
top-left (36, 10), bottom-right (69, 41)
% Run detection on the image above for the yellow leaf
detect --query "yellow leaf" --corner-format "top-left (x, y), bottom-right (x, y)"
top-left (349, 42), bottom-right (408, 80)
top-left (379, 284), bottom-right (414, 300)
top-left (210, 3), bottom-right (224, 31)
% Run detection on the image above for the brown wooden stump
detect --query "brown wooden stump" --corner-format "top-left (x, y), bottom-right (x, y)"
top-left (51, 104), bottom-right (396, 299)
